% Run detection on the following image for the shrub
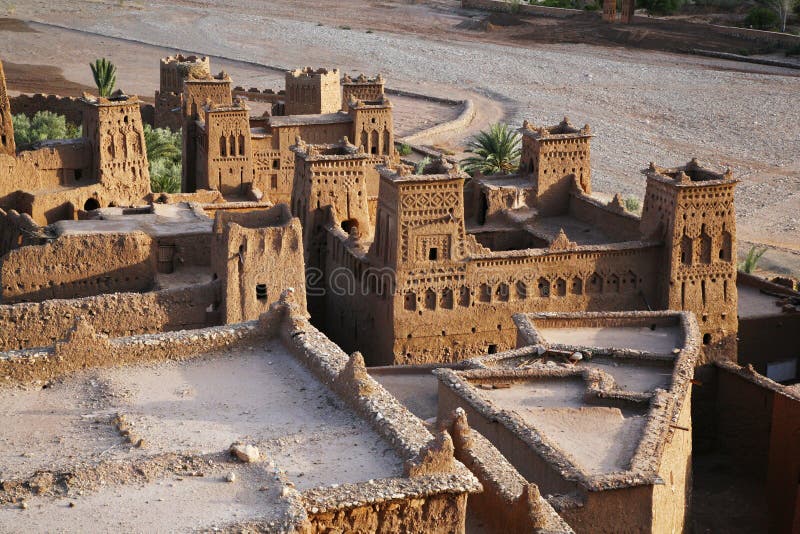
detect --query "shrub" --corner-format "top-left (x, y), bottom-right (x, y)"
top-left (584, 3), bottom-right (601, 10)
top-left (738, 245), bottom-right (768, 274)
top-left (636, 0), bottom-right (685, 15)
top-left (508, 0), bottom-right (523, 14)
top-left (624, 196), bottom-right (641, 213)
top-left (149, 159), bottom-right (181, 194)
top-left (541, 0), bottom-right (575, 8)
top-left (744, 6), bottom-right (780, 30)
top-left (414, 157), bottom-right (432, 175)
top-left (397, 143), bottom-right (413, 156)
top-left (12, 111), bottom-right (81, 147)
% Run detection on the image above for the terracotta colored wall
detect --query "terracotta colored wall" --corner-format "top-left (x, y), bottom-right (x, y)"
top-left (0, 232), bottom-right (156, 303)
top-left (0, 281), bottom-right (218, 350)
top-left (305, 492), bottom-right (466, 534)
top-left (651, 394), bottom-right (692, 534)
top-left (767, 392), bottom-right (800, 533)
top-left (568, 193), bottom-right (641, 242)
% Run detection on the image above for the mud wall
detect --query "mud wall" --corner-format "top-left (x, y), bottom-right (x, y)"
top-left (0, 281), bottom-right (218, 351)
top-left (568, 193), bottom-right (641, 242)
top-left (305, 493), bottom-right (467, 533)
top-left (1, 232), bottom-right (156, 303)
top-left (714, 363), bottom-right (800, 533)
top-left (10, 93), bottom-right (155, 126)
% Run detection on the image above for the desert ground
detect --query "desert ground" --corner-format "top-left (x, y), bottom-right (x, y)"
top-left (0, 0), bottom-right (797, 275)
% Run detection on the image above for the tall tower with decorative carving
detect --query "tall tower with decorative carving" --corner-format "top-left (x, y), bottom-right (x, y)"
top-left (197, 100), bottom-right (252, 198)
top-left (181, 71), bottom-right (232, 192)
top-left (641, 159), bottom-right (738, 362)
top-left (348, 95), bottom-right (395, 159)
top-left (285, 67), bottom-right (341, 116)
top-left (519, 118), bottom-right (592, 216)
top-left (81, 94), bottom-right (150, 203)
top-left (155, 54), bottom-right (211, 130)
top-left (0, 59), bottom-right (15, 156)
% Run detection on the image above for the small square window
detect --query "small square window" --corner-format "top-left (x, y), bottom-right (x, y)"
top-left (428, 248), bottom-right (438, 261)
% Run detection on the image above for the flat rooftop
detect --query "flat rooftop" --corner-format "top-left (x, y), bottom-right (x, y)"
top-left (737, 284), bottom-right (786, 319)
top-left (474, 377), bottom-right (648, 475)
top-left (51, 203), bottom-right (212, 238)
top-left (0, 338), bottom-right (406, 530)
top-left (537, 325), bottom-right (683, 354)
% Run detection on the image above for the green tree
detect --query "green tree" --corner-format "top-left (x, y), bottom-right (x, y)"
top-left (149, 158), bottom-right (181, 194)
top-left (460, 123), bottom-right (522, 176)
top-left (12, 111), bottom-right (81, 147)
top-left (745, 6), bottom-right (781, 30)
top-left (143, 124), bottom-right (182, 193)
top-left (90, 58), bottom-right (117, 98)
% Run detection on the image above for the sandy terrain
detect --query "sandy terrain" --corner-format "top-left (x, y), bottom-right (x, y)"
top-left (0, 0), bottom-right (796, 273)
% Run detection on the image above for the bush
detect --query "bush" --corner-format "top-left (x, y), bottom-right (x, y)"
top-left (738, 245), bottom-right (768, 274)
top-left (636, 0), bottom-right (685, 15)
top-left (508, 0), bottom-right (523, 14)
top-left (744, 6), bottom-right (780, 30)
top-left (149, 158), bottom-right (181, 194)
top-left (12, 111), bottom-right (81, 147)
top-left (584, 3), bottom-right (601, 10)
top-left (397, 143), bottom-right (413, 156)
top-left (414, 157), bottom-right (432, 175)
top-left (624, 196), bottom-right (641, 213)
top-left (540, 0), bottom-right (575, 8)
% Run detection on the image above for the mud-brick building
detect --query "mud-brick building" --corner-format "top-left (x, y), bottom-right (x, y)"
top-left (436, 311), bottom-right (699, 533)
top-left (154, 54), bottom-right (211, 131)
top-left (301, 118), bottom-right (738, 365)
top-left (180, 63), bottom-right (397, 205)
top-left (0, 58), bottom-right (151, 225)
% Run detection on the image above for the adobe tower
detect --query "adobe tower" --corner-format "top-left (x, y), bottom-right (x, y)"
top-left (641, 159), bottom-right (738, 362)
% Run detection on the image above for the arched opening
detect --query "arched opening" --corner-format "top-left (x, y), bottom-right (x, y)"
top-left (572, 276), bottom-right (583, 295)
top-left (459, 286), bottom-right (471, 307)
top-left (681, 234), bottom-right (693, 265)
top-left (554, 278), bottom-right (567, 297)
top-left (84, 198), bottom-right (100, 211)
top-left (341, 219), bottom-right (359, 236)
top-left (441, 288), bottom-right (454, 309)
top-left (587, 273), bottom-right (602, 294)
top-left (424, 288), bottom-right (437, 310)
top-left (699, 225), bottom-right (712, 264)
top-left (516, 280), bottom-right (527, 300)
top-left (537, 277), bottom-right (550, 297)
top-left (479, 283), bottom-right (491, 303)
top-left (404, 291), bottom-right (416, 311)
top-left (496, 283), bottom-right (509, 302)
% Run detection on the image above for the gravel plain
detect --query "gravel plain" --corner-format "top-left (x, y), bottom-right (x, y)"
top-left (5, 0), bottom-right (800, 272)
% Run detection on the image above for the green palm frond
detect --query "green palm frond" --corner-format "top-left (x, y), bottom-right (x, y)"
top-left (460, 123), bottom-right (521, 176)
top-left (90, 58), bottom-right (117, 98)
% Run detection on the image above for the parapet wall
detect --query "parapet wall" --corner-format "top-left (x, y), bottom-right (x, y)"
top-left (0, 280), bottom-right (219, 351)
top-left (0, 208), bottom-right (42, 257)
top-left (568, 192), bottom-right (642, 242)
top-left (0, 232), bottom-right (156, 303)
top-left (9, 93), bottom-right (155, 126)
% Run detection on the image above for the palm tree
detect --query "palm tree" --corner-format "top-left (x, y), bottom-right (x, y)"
top-left (90, 58), bottom-right (117, 98)
top-left (143, 125), bottom-right (181, 163)
top-left (461, 123), bottom-right (521, 176)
